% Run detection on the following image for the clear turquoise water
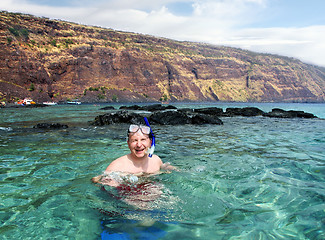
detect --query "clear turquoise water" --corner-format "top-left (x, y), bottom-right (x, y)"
top-left (0, 103), bottom-right (324, 239)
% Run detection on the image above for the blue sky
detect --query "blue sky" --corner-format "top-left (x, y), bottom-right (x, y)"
top-left (1, 0), bottom-right (325, 66)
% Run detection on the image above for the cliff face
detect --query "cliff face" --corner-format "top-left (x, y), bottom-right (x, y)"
top-left (1, 11), bottom-right (325, 103)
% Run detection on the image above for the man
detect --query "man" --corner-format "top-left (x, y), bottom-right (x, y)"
top-left (92, 123), bottom-right (174, 186)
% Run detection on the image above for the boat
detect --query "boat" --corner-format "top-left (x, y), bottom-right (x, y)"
top-left (67, 101), bottom-right (81, 105)
top-left (43, 102), bottom-right (58, 106)
top-left (17, 98), bottom-right (36, 105)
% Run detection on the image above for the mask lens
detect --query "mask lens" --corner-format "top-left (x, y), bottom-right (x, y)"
top-left (139, 125), bottom-right (150, 134)
top-left (128, 125), bottom-right (151, 135)
top-left (129, 124), bottom-right (140, 133)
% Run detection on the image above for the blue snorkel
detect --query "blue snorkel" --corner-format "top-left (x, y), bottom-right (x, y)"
top-left (144, 117), bottom-right (155, 158)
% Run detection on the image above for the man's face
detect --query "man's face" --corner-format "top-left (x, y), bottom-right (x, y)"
top-left (127, 131), bottom-right (152, 159)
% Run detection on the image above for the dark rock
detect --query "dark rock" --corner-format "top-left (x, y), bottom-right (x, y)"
top-left (25, 104), bottom-right (48, 108)
top-left (33, 123), bottom-right (68, 129)
top-left (149, 110), bottom-right (223, 125)
top-left (191, 113), bottom-right (223, 125)
top-left (263, 108), bottom-right (317, 118)
top-left (149, 110), bottom-right (191, 125)
top-left (177, 108), bottom-right (194, 113)
top-left (141, 104), bottom-right (177, 111)
top-left (90, 106), bottom-right (317, 127)
top-left (225, 107), bottom-right (265, 117)
top-left (119, 104), bottom-right (177, 112)
top-left (100, 106), bottom-right (115, 110)
top-left (5, 104), bottom-right (48, 108)
top-left (194, 107), bottom-right (224, 116)
top-left (91, 110), bottom-right (146, 126)
top-left (119, 105), bottom-right (142, 110)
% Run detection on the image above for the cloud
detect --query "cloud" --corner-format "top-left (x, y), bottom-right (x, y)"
top-left (1, 0), bottom-right (325, 66)
top-left (221, 26), bottom-right (325, 66)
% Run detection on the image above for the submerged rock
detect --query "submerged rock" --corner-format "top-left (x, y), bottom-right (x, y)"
top-left (190, 113), bottom-right (223, 125)
top-left (33, 123), bottom-right (68, 129)
top-left (100, 106), bottom-right (115, 110)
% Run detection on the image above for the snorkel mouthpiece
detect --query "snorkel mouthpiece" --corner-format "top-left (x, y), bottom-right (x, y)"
top-left (144, 117), bottom-right (155, 158)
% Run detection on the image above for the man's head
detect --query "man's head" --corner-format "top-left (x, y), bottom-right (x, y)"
top-left (127, 124), bottom-right (153, 159)
top-left (127, 124), bottom-right (153, 140)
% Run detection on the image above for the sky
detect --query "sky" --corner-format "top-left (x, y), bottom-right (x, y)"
top-left (1, 0), bottom-right (325, 67)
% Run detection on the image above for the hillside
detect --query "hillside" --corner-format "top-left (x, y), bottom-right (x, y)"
top-left (0, 11), bottom-right (325, 103)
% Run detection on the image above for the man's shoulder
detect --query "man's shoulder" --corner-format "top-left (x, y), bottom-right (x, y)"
top-left (151, 154), bottom-right (163, 164)
top-left (114, 154), bottom-right (129, 162)
top-left (106, 155), bottom-right (129, 170)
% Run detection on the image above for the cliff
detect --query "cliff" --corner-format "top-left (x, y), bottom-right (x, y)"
top-left (1, 11), bottom-right (325, 103)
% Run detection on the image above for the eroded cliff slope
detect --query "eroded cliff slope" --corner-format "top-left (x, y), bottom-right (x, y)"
top-left (1, 11), bottom-right (325, 103)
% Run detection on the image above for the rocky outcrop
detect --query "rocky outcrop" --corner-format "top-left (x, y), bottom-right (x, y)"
top-left (91, 111), bottom-right (147, 126)
top-left (119, 104), bottom-right (177, 111)
top-left (262, 108), bottom-right (317, 118)
top-left (224, 107), bottom-right (265, 117)
top-left (1, 11), bottom-right (325, 103)
top-left (91, 110), bottom-right (224, 126)
top-left (91, 104), bottom-right (318, 126)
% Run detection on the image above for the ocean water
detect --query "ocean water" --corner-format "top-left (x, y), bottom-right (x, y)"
top-left (0, 103), bottom-right (324, 239)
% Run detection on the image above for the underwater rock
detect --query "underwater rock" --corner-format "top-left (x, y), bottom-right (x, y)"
top-left (100, 106), bottom-right (115, 110)
top-left (190, 113), bottom-right (223, 125)
top-left (263, 108), bottom-right (317, 118)
top-left (33, 123), bottom-right (68, 129)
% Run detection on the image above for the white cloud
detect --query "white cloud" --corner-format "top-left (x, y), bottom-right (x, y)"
top-left (220, 26), bottom-right (325, 66)
top-left (1, 0), bottom-right (325, 66)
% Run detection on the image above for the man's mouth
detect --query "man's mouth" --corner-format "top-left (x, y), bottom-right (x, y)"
top-left (135, 148), bottom-right (145, 153)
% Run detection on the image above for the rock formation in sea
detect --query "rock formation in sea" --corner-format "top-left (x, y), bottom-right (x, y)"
top-left (90, 104), bottom-right (317, 126)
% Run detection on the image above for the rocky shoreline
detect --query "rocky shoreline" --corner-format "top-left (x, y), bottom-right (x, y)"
top-left (91, 104), bottom-right (318, 126)
top-left (5, 103), bottom-right (317, 129)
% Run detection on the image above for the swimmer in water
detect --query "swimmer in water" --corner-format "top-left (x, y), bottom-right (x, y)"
top-left (91, 120), bottom-right (175, 187)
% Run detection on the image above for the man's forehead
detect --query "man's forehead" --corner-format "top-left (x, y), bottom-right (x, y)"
top-left (128, 131), bottom-right (149, 139)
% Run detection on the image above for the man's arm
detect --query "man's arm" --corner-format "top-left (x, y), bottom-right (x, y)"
top-left (91, 172), bottom-right (120, 187)
top-left (91, 175), bottom-right (102, 183)
top-left (161, 162), bottom-right (177, 171)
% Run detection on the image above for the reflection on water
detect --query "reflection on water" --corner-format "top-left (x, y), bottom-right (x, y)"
top-left (0, 103), bottom-right (325, 239)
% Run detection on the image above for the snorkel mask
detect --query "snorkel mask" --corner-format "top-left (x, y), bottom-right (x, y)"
top-left (144, 117), bottom-right (155, 157)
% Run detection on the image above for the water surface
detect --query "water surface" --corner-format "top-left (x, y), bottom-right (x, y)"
top-left (0, 103), bottom-right (324, 239)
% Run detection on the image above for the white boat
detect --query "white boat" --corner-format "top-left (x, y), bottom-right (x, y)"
top-left (23, 98), bottom-right (35, 105)
top-left (43, 102), bottom-right (58, 106)
top-left (67, 101), bottom-right (81, 105)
